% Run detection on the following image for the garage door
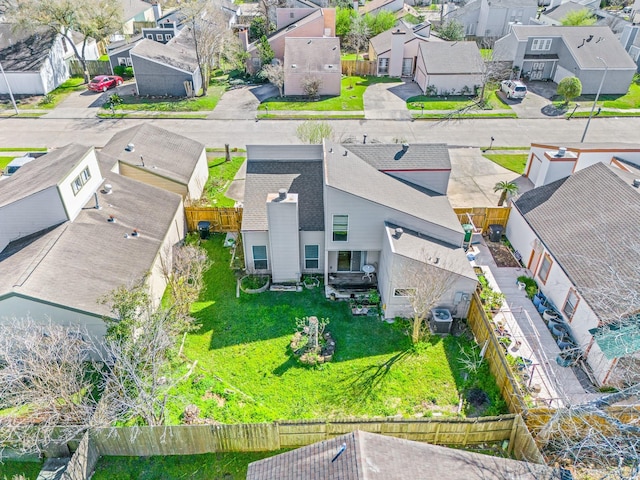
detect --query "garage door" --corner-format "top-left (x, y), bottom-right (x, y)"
top-left (553, 65), bottom-right (573, 84)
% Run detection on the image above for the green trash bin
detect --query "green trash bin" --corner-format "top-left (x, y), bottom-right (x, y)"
top-left (462, 224), bottom-right (474, 244)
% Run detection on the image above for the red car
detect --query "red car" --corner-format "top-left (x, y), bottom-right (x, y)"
top-left (87, 75), bottom-right (123, 92)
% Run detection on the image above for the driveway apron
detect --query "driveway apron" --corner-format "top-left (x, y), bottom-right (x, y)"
top-left (363, 80), bottom-right (419, 120)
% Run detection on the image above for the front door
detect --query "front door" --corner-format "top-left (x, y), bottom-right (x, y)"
top-left (531, 62), bottom-right (545, 80)
top-left (402, 58), bottom-right (413, 77)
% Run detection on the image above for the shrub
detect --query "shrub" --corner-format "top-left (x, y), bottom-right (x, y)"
top-left (517, 275), bottom-right (538, 299)
top-left (113, 65), bottom-right (134, 78)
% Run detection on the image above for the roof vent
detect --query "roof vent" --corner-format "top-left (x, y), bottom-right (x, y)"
top-left (633, 179), bottom-right (640, 188)
top-left (402, 143), bottom-right (409, 152)
top-left (394, 228), bottom-right (403, 239)
top-left (104, 183), bottom-right (113, 194)
top-left (343, 150), bottom-right (348, 156)
top-left (557, 147), bottom-right (566, 157)
top-left (278, 188), bottom-right (287, 200)
top-left (126, 143), bottom-right (135, 152)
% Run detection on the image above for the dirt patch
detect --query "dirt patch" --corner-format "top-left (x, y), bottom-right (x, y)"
top-left (486, 241), bottom-right (521, 268)
top-left (203, 391), bottom-right (226, 407)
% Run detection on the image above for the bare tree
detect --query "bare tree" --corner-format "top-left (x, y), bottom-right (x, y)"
top-left (346, 15), bottom-right (370, 61)
top-left (0, 318), bottom-right (107, 456)
top-left (395, 251), bottom-right (458, 344)
top-left (296, 120), bottom-right (334, 144)
top-left (301, 75), bottom-right (322, 100)
top-left (260, 63), bottom-right (284, 97)
top-left (6, 0), bottom-right (122, 82)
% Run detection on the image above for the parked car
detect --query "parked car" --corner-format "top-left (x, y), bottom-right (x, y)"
top-left (500, 80), bottom-right (527, 100)
top-left (87, 75), bottom-right (123, 92)
top-left (1, 156), bottom-right (34, 178)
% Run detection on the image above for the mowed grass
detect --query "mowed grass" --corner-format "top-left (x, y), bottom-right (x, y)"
top-left (482, 153), bottom-right (528, 174)
top-left (167, 235), bottom-right (506, 424)
top-left (0, 156), bottom-right (15, 171)
top-left (200, 155), bottom-right (246, 207)
top-left (407, 90), bottom-right (508, 111)
top-left (0, 460), bottom-right (43, 480)
top-left (108, 85), bottom-right (225, 112)
top-left (259, 76), bottom-right (397, 111)
top-left (91, 451), bottom-right (287, 480)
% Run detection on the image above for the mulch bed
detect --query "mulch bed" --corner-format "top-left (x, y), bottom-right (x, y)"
top-left (486, 240), bottom-right (521, 268)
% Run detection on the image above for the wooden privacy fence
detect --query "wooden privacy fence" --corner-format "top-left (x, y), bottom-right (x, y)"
top-left (184, 206), bottom-right (242, 232)
top-left (90, 415), bottom-right (544, 463)
top-left (66, 59), bottom-right (112, 77)
top-left (466, 292), bottom-right (528, 415)
top-left (341, 60), bottom-right (377, 76)
top-left (454, 207), bottom-right (511, 234)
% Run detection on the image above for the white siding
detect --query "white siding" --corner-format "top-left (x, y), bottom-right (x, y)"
top-left (267, 193), bottom-right (301, 283)
top-left (41, 37), bottom-right (71, 94)
top-left (386, 170), bottom-right (450, 195)
top-left (0, 72), bottom-right (45, 95)
top-left (300, 231), bottom-right (324, 274)
top-left (186, 149), bottom-right (209, 200)
top-left (424, 73), bottom-right (483, 95)
top-left (243, 231), bottom-right (271, 274)
top-left (544, 159), bottom-right (575, 185)
top-left (57, 149), bottom-right (104, 221)
top-left (0, 187), bottom-right (67, 252)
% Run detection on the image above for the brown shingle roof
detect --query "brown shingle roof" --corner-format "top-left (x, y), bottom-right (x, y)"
top-left (418, 41), bottom-right (484, 74)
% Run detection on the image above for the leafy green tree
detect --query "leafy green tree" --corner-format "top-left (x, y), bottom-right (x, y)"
top-left (561, 8), bottom-right (597, 25)
top-left (493, 181), bottom-right (519, 206)
top-left (364, 10), bottom-right (397, 36)
top-left (249, 16), bottom-right (270, 42)
top-left (435, 19), bottom-right (465, 41)
top-left (346, 15), bottom-right (371, 59)
top-left (557, 76), bottom-right (582, 104)
top-left (105, 93), bottom-right (123, 115)
top-left (336, 6), bottom-right (356, 40)
top-left (257, 35), bottom-right (275, 66)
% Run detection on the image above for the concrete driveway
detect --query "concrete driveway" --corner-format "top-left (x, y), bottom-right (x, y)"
top-left (43, 81), bottom-right (135, 119)
top-left (497, 80), bottom-right (562, 119)
top-left (363, 79), bottom-right (421, 120)
top-left (212, 83), bottom-right (278, 120)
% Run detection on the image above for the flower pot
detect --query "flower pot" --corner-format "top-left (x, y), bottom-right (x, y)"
top-left (537, 301), bottom-right (549, 314)
top-left (532, 295), bottom-right (542, 308)
top-left (551, 323), bottom-right (569, 337)
top-left (543, 309), bottom-right (560, 321)
top-left (557, 336), bottom-right (575, 350)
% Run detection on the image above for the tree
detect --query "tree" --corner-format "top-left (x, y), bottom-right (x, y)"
top-left (561, 8), bottom-right (597, 25)
top-left (493, 181), bottom-right (518, 206)
top-left (260, 63), bottom-right (284, 97)
top-left (249, 16), bottom-right (270, 42)
top-left (257, 35), bottom-right (275, 66)
top-left (557, 76), bottom-right (582, 104)
top-left (336, 7), bottom-right (356, 40)
top-left (301, 75), bottom-right (323, 99)
top-left (346, 15), bottom-right (371, 60)
top-left (395, 251), bottom-right (458, 344)
top-left (296, 120), bottom-right (334, 144)
top-left (6, 0), bottom-right (122, 83)
top-left (364, 10), bottom-right (397, 37)
top-left (105, 93), bottom-right (122, 115)
top-left (435, 19), bottom-right (465, 41)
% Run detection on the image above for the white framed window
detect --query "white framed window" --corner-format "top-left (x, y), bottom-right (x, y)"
top-left (378, 57), bottom-right (389, 75)
top-left (156, 34), bottom-right (163, 41)
top-left (393, 288), bottom-right (415, 297)
top-left (538, 253), bottom-right (552, 283)
top-left (70, 166), bottom-right (91, 196)
top-left (332, 215), bottom-right (348, 242)
top-left (164, 34), bottom-right (172, 41)
top-left (563, 289), bottom-right (580, 320)
top-left (146, 34), bottom-right (154, 39)
top-left (252, 245), bottom-right (268, 270)
top-left (118, 57), bottom-right (127, 66)
top-left (305, 245), bottom-right (319, 269)
top-left (531, 38), bottom-right (552, 51)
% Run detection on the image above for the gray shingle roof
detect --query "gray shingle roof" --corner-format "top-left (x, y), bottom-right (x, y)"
top-left (121, 0), bottom-right (153, 21)
top-left (542, 1), bottom-right (586, 21)
top-left (511, 25), bottom-right (637, 69)
top-left (0, 144), bottom-right (92, 208)
top-left (345, 143), bottom-right (451, 171)
top-left (514, 162), bottom-right (640, 319)
top-left (0, 173), bottom-right (182, 317)
top-left (284, 37), bottom-right (340, 71)
top-left (246, 430), bottom-right (557, 480)
top-left (99, 124), bottom-right (204, 185)
top-left (361, 0), bottom-right (403, 14)
top-left (418, 41), bottom-right (484, 74)
top-left (131, 34), bottom-right (198, 73)
top-left (242, 145), bottom-right (325, 232)
top-left (0, 23), bottom-right (58, 72)
top-left (325, 142), bottom-right (462, 233)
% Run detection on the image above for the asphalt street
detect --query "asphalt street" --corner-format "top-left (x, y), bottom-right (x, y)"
top-left (0, 116), bottom-right (638, 149)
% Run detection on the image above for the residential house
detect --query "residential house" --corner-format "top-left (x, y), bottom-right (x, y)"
top-left (360, 0), bottom-right (405, 15)
top-left (493, 25), bottom-right (636, 94)
top-left (120, 0), bottom-right (156, 36)
top-left (283, 37), bottom-right (341, 96)
top-left (538, 2), bottom-right (631, 35)
top-left (620, 24), bottom-right (640, 71)
top-left (98, 124), bottom-right (208, 201)
top-left (414, 41), bottom-right (484, 95)
top-left (0, 23), bottom-right (98, 95)
top-left (108, 20), bottom-right (180, 72)
top-left (246, 430), bottom-right (559, 479)
top-left (444, 0), bottom-right (539, 40)
top-left (368, 20), bottom-right (441, 77)
top-left (524, 142), bottom-right (640, 188)
top-left (243, 8), bottom-right (336, 74)
top-left (0, 144), bottom-right (185, 338)
top-left (506, 158), bottom-right (640, 385)
top-left (241, 142), bottom-right (477, 320)
top-left (130, 28), bottom-right (202, 97)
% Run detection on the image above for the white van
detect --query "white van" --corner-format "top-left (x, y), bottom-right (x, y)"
top-left (2, 156), bottom-right (34, 177)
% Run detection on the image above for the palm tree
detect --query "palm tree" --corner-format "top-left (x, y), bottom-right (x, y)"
top-left (493, 181), bottom-right (519, 206)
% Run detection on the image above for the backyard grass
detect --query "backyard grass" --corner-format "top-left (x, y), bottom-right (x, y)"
top-left (91, 451), bottom-right (288, 480)
top-left (167, 235), bottom-right (506, 424)
top-left (0, 460), bottom-right (42, 480)
top-left (106, 85), bottom-right (225, 112)
top-left (482, 153), bottom-right (528, 174)
top-left (259, 76), bottom-right (397, 112)
top-left (199, 155), bottom-right (246, 207)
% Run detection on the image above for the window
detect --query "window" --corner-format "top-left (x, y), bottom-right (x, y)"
top-left (510, 9), bottom-right (523, 22)
top-left (156, 34), bottom-right (163, 41)
top-left (394, 288), bottom-right (415, 297)
top-left (531, 38), bottom-right (552, 51)
top-left (305, 245), bottom-right (319, 269)
top-left (118, 57), bottom-right (127, 66)
top-left (563, 289), bottom-right (580, 320)
top-left (538, 253), bottom-right (552, 283)
top-left (146, 34), bottom-right (154, 39)
top-left (378, 58), bottom-right (389, 75)
top-left (252, 245), bottom-right (268, 270)
top-left (332, 215), bottom-right (348, 242)
top-left (70, 167), bottom-right (91, 196)
top-left (164, 34), bottom-right (172, 41)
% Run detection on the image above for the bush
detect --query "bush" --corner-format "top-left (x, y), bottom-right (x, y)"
top-left (113, 65), bottom-right (134, 78)
top-left (517, 275), bottom-right (538, 299)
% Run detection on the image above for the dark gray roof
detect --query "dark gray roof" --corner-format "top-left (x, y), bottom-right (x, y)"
top-left (99, 124), bottom-right (204, 185)
top-left (242, 145), bottom-right (325, 232)
top-left (0, 144), bottom-right (91, 208)
top-left (345, 143), bottom-right (451, 171)
top-left (370, 21), bottom-right (441, 55)
top-left (107, 34), bottom-right (143, 55)
top-left (542, 1), bottom-right (586, 21)
top-left (511, 25), bottom-right (637, 69)
top-left (284, 37), bottom-right (340, 71)
top-left (0, 23), bottom-right (58, 72)
top-left (0, 173), bottom-right (182, 317)
top-left (325, 142), bottom-right (461, 233)
top-left (514, 162), bottom-right (640, 319)
top-left (418, 41), bottom-right (484, 74)
top-left (247, 430), bottom-right (557, 480)
top-left (131, 33), bottom-right (198, 72)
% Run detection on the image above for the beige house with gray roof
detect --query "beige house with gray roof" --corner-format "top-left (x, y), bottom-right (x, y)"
top-left (284, 37), bottom-right (341, 96)
top-left (241, 142), bottom-right (476, 320)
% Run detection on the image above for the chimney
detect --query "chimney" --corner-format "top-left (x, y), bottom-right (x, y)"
top-left (389, 28), bottom-right (407, 77)
top-left (152, 2), bottom-right (163, 21)
top-left (278, 188), bottom-right (287, 200)
top-left (239, 28), bottom-right (249, 51)
top-left (402, 143), bottom-right (409, 152)
top-left (104, 183), bottom-right (113, 194)
top-left (394, 228), bottom-right (404, 239)
top-left (557, 147), bottom-right (566, 157)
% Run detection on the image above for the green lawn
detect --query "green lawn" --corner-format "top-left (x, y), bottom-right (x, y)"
top-left (9, 77), bottom-right (87, 110)
top-left (0, 460), bottom-right (43, 480)
top-left (91, 451), bottom-right (287, 480)
top-left (573, 80), bottom-right (640, 109)
top-left (340, 53), bottom-right (365, 61)
top-left (167, 235), bottom-right (506, 424)
top-left (482, 153), bottom-right (528, 174)
top-left (0, 147), bottom-right (47, 152)
top-left (407, 90), bottom-right (508, 111)
top-left (0, 156), bottom-right (15, 171)
top-left (107, 86), bottom-right (224, 112)
top-left (200, 155), bottom-right (246, 206)
top-left (259, 76), bottom-right (397, 112)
